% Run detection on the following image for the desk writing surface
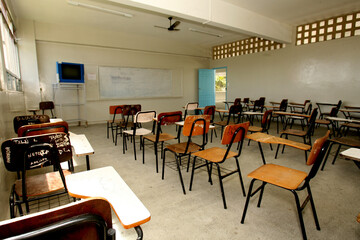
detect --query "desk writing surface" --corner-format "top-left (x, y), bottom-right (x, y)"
top-left (340, 148), bottom-right (360, 162)
top-left (69, 132), bottom-right (94, 156)
top-left (326, 117), bottom-right (360, 123)
top-left (65, 166), bottom-right (151, 229)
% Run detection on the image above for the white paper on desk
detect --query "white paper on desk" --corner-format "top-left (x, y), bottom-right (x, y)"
top-left (87, 73), bottom-right (97, 81)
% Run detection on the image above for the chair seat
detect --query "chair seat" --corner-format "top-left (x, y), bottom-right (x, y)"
top-left (248, 164), bottom-right (307, 190)
top-left (214, 120), bottom-right (235, 127)
top-left (166, 142), bottom-right (201, 154)
top-left (15, 170), bottom-right (71, 197)
top-left (107, 119), bottom-right (123, 124)
top-left (315, 119), bottom-right (330, 125)
top-left (123, 128), bottom-right (152, 136)
top-left (341, 122), bottom-right (360, 128)
top-left (248, 126), bottom-right (263, 132)
top-left (192, 147), bottom-right (237, 163)
top-left (280, 128), bottom-right (306, 137)
top-left (118, 122), bottom-right (134, 128)
top-left (144, 133), bottom-right (176, 142)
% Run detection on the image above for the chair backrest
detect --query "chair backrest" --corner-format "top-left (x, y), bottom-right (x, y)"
top-left (259, 97), bottom-right (265, 105)
top-left (306, 131), bottom-right (330, 181)
top-left (261, 110), bottom-right (273, 131)
top-left (336, 100), bottom-right (342, 109)
top-left (306, 108), bottom-right (318, 135)
top-left (234, 98), bottom-right (241, 105)
top-left (109, 105), bottom-right (124, 115)
top-left (184, 102), bottom-right (199, 119)
top-left (13, 115), bottom-right (50, 134)
top-left (243, 98), bottom-right (249, 104)
top-left (220, 122), bottom-right (250, 161)
top-left (204, 105), bottom-right (216, 122)
top-left (17, 121), bottom-right (69, 137)
top-left (304, 100), bottom-right (311, 105)
top-left (279, 99), bottom-right (288, 112)
top-left (329, 107), bottom-right (339, 117)
top-left (227, 104), bottom-right (243, 124)
top-left (39, 101), bottom-right (55, 118)
top-left (183, 115), bottom-right (210, 137)
top-left (121, 104), bottom-right (141, 123)
top-left (304, 102), bottom-right (312, 114)
top-left (0, 198), bottom-right (115, 240)
top-left (134, 111), bottom-right (156, 123)
top-left (1, 133), bottom-right (72, 172)
top-left (156, 111), bottom-right (183, 142)
top-left (252, 100), bottom-right (264, 112)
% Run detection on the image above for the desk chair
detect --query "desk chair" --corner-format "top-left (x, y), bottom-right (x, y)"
top-left (317, 100), bottom-right (342, 119)
top-left (248, 110), bottom-right (273, 148)
top-left (234, 98), bottom-right (241, 105)
top-left (275, 108), bottom-right (318, 161)
top-left (123, 111), bottom-right (156, 161)
top-left (271, 99), bottom-right (288, 133)
top-left (114, 104), bottom-right (141, 146)
top-left (39, 101), bottom-right (56, 118)
top-left (320, 136), bottom-right (360, 171)
top-left (143, 111), bottom-right (182, 173)
top-left (242, 98), bottom-right (250, 111)
top-left (184, 102), bottom-right (199, 119)
top-left (315, 107), bottom-right (338, 136)
top-left (13, 115), bottom-right (50, 134)
top-left (0, 198), bottom-right (115, 240)
top-left (17, 121), bottom-right (69, 137)
top-left (1, 133), bottom-right (73, 218)
top-left (162, 115), bottom-right (210, 194)
top-left (241, 131), bottom-right (330, 240)
top-left (106, 105), bottom-right (124, 142)
top-left (287, 102), bottom-right (312, 130)
top-left (189, 122), bottom-right (249, 209)
top-left (214, 104), bottom-right (242, 139)
top-left (204, 105), bottom-right (217, 142)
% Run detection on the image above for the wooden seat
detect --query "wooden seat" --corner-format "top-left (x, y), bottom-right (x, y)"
top-left (0, 198), bottom-right (115, 240)
top-left (143, 111), bottom-right (182, 173)
top-left (162, 115), bottom-right (210, 194)
top-left (189, 122), bottom-right (249, 209)
top-left (241, 131), bottom-right (330, 240)
top-left (1, 133), bottom-right (73, 218)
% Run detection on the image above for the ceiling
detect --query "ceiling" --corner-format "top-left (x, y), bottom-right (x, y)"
top-left (8, 0), bottom-right (360, 48)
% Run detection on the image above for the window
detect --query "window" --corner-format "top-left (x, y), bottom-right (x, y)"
top-left (0, 1), bottom-right (21, 91)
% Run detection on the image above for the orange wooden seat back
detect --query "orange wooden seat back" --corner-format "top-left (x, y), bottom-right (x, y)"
top-left (158, 111), bottom-right (182, 125)
top-left (183, 115), bottom-right (210, 137)
top-left (109, 105), bottom-right (124, 114)
top-left (221, 122), bottom-right (250, 145)
top-left (307, 130), bottom-right (330, 166)
top-left (17, 121), bottom-right (69, 137)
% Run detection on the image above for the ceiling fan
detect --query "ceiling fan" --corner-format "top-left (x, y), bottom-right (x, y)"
top-left (154, 17), bottom-right (181, 31)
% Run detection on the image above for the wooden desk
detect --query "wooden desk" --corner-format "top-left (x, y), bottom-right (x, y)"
top-left (273, 111), bottom-right (310, 118)
top-left (246, 132), bottom-right (311, 164)
top-left (340, 148), bottom-right (360, 169)
top-left (69, 132), bottom-right (94, 170)
top-left (65, 166), bottom-right (151, 239)
top-left (325, 117), bottom-right (360, 136)
top-left (50, 118), bottom-right (63, 123)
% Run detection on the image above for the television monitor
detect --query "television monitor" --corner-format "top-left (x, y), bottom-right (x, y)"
top-left (56, 62), bottom-right (84, 83)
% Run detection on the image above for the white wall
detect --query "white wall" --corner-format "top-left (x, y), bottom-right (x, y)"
top-left (31, 21), bottom-right (210, 124)
top-left (210, 35), bottom-right (360, 108)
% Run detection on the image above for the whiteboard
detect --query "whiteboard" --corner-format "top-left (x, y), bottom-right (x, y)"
top-left (99, 66), bottom-right (180, 99)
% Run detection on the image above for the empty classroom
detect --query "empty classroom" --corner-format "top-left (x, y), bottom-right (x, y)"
top-left (0, 1), bottom-right (359, 239)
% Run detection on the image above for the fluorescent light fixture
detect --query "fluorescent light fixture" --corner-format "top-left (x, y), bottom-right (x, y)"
top-left (188, 28), bottom-right (223, 38)
top-left (67, 0), bottom-right (133, 18)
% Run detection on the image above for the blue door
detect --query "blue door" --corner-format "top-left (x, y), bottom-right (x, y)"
top-left (198, 69), bottom-right (215, 108)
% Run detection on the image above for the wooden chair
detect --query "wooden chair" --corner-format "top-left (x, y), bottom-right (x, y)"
top-left (184, 102), bottom-right (199, 119)
top-left (271, 99), bottom-right (288, 133)
top-left (143, 111), bottom-right (182, 173)
top-left (248, 110), bottom-right (273, 148)
top-left (189, 122), bottom-right (250, 209)
top-left (0, 198), bottom-right (115, 240)
top-left (317, 100), bottom-right (342, 119)
top-left (1, 133), bottom-right (73, 218)
top-left (13, 115), bottom-right (50, 134)
top-left (275, 108), bottom-right (318, 160)
top-left (242, 97), bottom-right (250, 111)
top-left (123, 111), bottom-right (156, 160)
top-left (203, 105), bottom-right (217, 142)
top-left (315, 107), bottom-right (338, 136)
top-left (162, 115), bottom-right (210, 194)
top-left (106, 105), bottom-right (124, 142)
top-left (320, 136), bottom-right (360, 171)
top-left (241, 131), bottom-right (330, 240)
top-left (214, 104), bottom-right (242, 139)
top-left (17, 121), bottom-right (69, 137)
top-left (286, 102), bottom-right (312, 130)
top-left (114, 104), bottom-right (141, 146)
top-left (234, 98), bottom-right (241, 105)
top-left (39, 101), bottom-right (55, 118)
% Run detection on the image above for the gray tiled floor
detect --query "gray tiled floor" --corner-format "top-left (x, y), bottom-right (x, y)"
top-left (5, 119), bottom-right (360, 239)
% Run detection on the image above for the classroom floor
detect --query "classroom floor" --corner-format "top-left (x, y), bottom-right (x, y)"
top-left (4, 118), bottom-right (360, 239)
